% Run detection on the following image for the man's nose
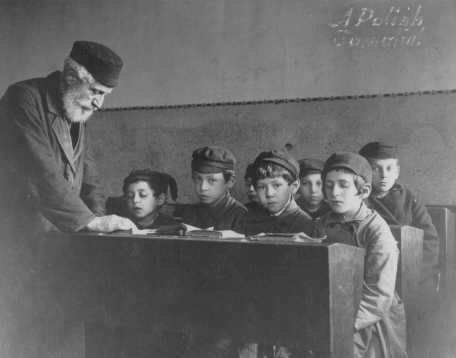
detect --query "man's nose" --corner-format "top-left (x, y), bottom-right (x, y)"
top-left (92, 95), bottom-right (104, 110)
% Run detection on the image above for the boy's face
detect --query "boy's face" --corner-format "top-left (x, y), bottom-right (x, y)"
top-left (256, 176), bottom-right (299, 214)
top-left (244, 177), bottom-right (259, 202)
top-left (369, 158), bottom-right (400, 195)
top-left (192, 171), bottom-right (233, 205)
top-left (298, 172), bottom-right (323, 208)
top-left (125, 181), bottom-right (163, 219)
top-left (324, 170), bottom-right (369, 217)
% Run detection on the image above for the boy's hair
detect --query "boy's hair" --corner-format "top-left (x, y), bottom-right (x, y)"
top-left (244, 163), bottom-right (255, 180)
top-left (123, 169), bottom-right (177, 200)
top-left (253, 163), bottom-right (296, 186)
top-left (323, 167), bottom-right (368, 194)
top-left (223, 170), bottom-right (235, 182)
top-left (251, 149), bottom-right (299, 185)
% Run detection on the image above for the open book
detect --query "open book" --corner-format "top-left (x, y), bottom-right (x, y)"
top-left (248, 232), bottom-right (326, 243)
top-left (132, 223), bottom-right (245, 239)
top-left (132, 224), bottom-right (325, 242)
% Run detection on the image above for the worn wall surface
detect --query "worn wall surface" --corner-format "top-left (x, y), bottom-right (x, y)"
top-left (91, 91), bottom-right (456, 205)
top-left (1, 0), bottom-right (456, 107)
top-left (2, 0), bottom-right (455, 203)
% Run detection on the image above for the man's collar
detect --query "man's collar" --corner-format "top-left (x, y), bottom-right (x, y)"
top-left (373, 182), bottom-right (403, 198)
top-left (201, 191), bottom-right (231, 211)
top-left (324, 202), bottom-right (371, 225)
top-left (390, 182), bottom-right (403, 191)
top-left (271, 196), bottom-right (297, 217)
top-left (135, 211), bottom-right (160, 229)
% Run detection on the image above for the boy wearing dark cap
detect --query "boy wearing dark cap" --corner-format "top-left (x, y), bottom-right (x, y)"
top-left (296, 158), bottom-right (331, 220)
top-left (359, 141), bottom-right (439, 291)
top-left (175, 145), bottom-right (247, 230)
top-left (317, 152), bottom-right (407, 358)
top-left (240, 149), bottom-right (314, 236)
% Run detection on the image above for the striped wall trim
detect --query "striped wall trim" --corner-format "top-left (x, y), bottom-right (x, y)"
top-left (102, 88), bottom-right (456, 112)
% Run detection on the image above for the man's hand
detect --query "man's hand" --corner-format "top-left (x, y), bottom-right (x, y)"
top-left (85, 215), bottom-right (137, 233)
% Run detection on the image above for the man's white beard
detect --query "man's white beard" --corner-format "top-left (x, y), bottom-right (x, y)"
top-left (62, 89), bottom-right (93, 123)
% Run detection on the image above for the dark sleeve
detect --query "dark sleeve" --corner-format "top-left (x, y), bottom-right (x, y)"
top-left (410, 191), bottom-right (440, 285)
top-left (231, 207), bottom-right (247, 234)
top-left (5, 85), bottom-right (95, 232)
top-left (105, 195), bottom-right (128, 216)
top-left (81, 127), bottom-right (105, 215)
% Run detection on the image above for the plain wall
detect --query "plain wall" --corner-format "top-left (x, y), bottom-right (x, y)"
top-left (91, 91), bottom-right (456, 205)
top-left (1, 0), bottom-right (456, 107)
top-left (2, 0), bottom-right (456, 205)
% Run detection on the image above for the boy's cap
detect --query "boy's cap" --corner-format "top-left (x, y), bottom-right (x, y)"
top-left (254, 149), bottom-right (299, 179)
top-left (191, 146), bottom-right (236, 173)
top-left (70, 41), bottom-right (123, 87)
top-left (323, 152), bottom-right (372, 184)
top-left (123, 169), bottom-right (178, 199)
top-left (244, 163), bottom-right (256, 179)
top-left (298, 158), bottom-right (324, 177)
top-left (359, 141), bottom-right (398, 159)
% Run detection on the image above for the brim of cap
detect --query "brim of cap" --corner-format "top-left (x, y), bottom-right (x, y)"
top-left (324, 164), bottom-right (358, 176)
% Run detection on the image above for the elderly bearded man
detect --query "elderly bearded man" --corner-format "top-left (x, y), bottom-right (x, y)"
top-left (0, 41), bottom-right (136, 357)
top-left (0, 41), bottom-right (137, 236)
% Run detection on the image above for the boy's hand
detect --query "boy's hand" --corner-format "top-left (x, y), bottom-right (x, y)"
top-left (85, 215), bottom-right (137, 233)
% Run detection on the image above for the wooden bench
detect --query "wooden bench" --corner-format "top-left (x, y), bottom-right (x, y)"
top-left (390, 225), bottom-right (423, 357)
top-left (426, 205), bottom-right (456, 298)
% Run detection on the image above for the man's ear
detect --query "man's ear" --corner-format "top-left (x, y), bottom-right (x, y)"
top-left (359, 184), bottom-right (371, 200)
top-left (290, 179), bottom-right (300, 195)
top-left (156, 193), bottom-right (167, 206)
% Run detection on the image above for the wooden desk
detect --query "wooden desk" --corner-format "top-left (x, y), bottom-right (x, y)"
top-left (426, 206), bottom-right (456, 298)
top-left (40, 232), bottom-right (364, 358)
top-left (390, 225), bottom-right (423, 357)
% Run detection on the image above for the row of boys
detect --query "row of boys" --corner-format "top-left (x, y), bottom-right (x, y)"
top-left (108, 141), bottom-right (439, 358)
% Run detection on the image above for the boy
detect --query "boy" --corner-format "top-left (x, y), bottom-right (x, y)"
top-left (175, 145), bottom-right (247, 230)
top-left (172, 146), bottom-right (247, 356)
top-left (106, 169), bottom-right (178, 229)
top-left (240, 149), bottom-right (314, 237)
top-left (244, 163), bottom-right (262, 211)
top-left (296, 158), bottom-right (331, 220)
top-left (318, 152), bottom-right (407, 358)
top-left (359, 141), bottom-right (439, 291)
top-left (238, 150), bottom-right (315, 358)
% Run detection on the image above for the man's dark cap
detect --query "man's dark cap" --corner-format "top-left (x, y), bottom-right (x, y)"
top-left (70, 41), bottom-right (123, 87)
top-left (359, 141), bottom-right (399, 160)
top-left (191, 146), bottom-right (236, 174)
top-left (123, 169), bottom-right (178, 199)
top-left (298, 158), bottom-right (325, 178)
top-left (323, 152), bottom-right (372, 184)
top-left (253, 149), bottom-right (299, 179)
